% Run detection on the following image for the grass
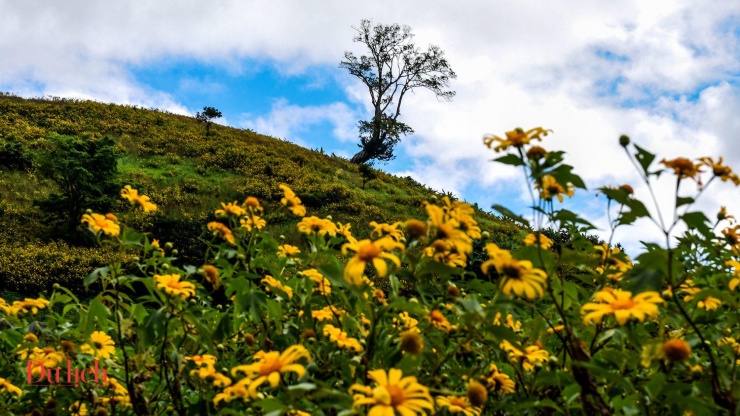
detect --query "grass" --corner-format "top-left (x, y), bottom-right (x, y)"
top-left (0, 93), bottom-right (521, 295)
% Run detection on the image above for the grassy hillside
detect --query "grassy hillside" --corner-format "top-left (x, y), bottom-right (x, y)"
top-left (0, 93), bottom-right (520, 295)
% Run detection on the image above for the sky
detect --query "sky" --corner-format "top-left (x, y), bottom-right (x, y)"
top-left (1, 1), bottom-right (739, 254)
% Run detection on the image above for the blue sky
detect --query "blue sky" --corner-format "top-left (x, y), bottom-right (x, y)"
top-left (1, 0), bottom-right (739, 253)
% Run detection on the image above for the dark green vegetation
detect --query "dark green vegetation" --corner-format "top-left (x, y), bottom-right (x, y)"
top-left (0, 93), bottom-right (519, 295)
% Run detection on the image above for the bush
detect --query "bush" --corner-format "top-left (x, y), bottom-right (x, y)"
top-left (0, 138), bottom-right (32, 171)
top-left (34, 134), bottom-right (119, 238)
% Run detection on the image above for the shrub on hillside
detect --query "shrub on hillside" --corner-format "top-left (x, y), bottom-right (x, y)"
top-left (34, 134), bottom-right (119, 239)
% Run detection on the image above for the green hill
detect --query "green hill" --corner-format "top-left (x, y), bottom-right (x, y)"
top-left (0, 93), bottom-right (520, 295)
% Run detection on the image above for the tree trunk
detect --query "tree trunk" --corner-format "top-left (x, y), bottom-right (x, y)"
top-left (350, 148), bottom-right (372, 164)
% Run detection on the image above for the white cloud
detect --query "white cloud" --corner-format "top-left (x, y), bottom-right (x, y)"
top-left (1, 0), bottom-right (739, 252)
top-left (239, 98), bottom-right (358, 146)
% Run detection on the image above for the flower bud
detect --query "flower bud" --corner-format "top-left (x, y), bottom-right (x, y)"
top-left (481, 231), bottom-right (491, 240)
top-left (165, 242), bottom-right (174, 250)
top-left (237, 253), bottom-right (246, 260)
top-left (53, 283), bottom-right (61, 290)
top-left (171, 249), bottom-right (179, 256)
top-left (619, 135), bottom-right (630, 147)
top-left (85, 209), bottom-right (93, 214)
top-left (161, 263), bottom-right (169, 269)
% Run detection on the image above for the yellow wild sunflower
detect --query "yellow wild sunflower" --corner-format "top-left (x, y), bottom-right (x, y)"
top-left (81, 213), bottom-right (120, 237)
top-left (697, 156), bottom-right (740, 185)
top-left (481, 243), bottom-right (547, 299)
top-left (154, 274), bottom-right (196, 300)
top-left (297, 216), bottom-right (338, 236)
top-left (428, 309), bottom-right (454, 333)
top-left (303, 269), bottom-right (331, 296)
top-left (482, 363), bottom-right (515, 393)
top-left (718, 206), bottom-right (736, 224)
top-left (230, 345), bottom-right (310, 397)
top-left (27, 347), bottom-right (65, 377)
top-left (349, 368), bottom-right (434, 416)
top-left (120, 185), bottom-right (157, 212)
top-left (581, 288), bottom-right (663, 325)
top-left (279, 184), bottom-right (306, 217)
top-left (436, 395), bottom-right (481, 416)
top-left (661, 157), bottom-right (701, 180)
top-left (215, 201), bottom-right (246, 217)
top-left (80, 331), bottom-right (116, 360)
top-left (426, 203), bottom-right (473, 255)
top-left (483, 127), bottom-right (551, 152)
top-left (10, 298), bottom-right (50, 315)
top-left (322, 324), bottom-right (363, 352)
top-left (369, 221), bottom-right (405, 242)
top-left (277, 244), bottom-right (301, 258)
top-left (523, 233), bottom-right (554, 249)
top-left (0, 377), bottom-right (22, 398)
top-left (537, 175), bottom-right (574, 203)
top-left (240, 216), bottom-right (266, 232)
top-left (500, 340), bottom-right (549, 371)
top-left (310, 305), bottom-right (345, 322)
top-left (594, 244), bottom-right (632, 281)
top-left (722, 225), bottom-right (740, 254)
top-left (341, 238), bottom-right (403, 285)
top-left (727, 260), bottom-right (740, 291)
top-left (207, 222), bottom-right (236, 245)
top-left (261, 275), bottom-right (293, 299)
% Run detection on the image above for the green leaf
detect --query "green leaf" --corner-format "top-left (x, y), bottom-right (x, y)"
top-left (621, 268), bottom-right (664, 293)
top-left (681, 211), bottom-right (709, 231)
top-left (634, 144), bottom-right (656, 175)
top-left (493, 154), bottom-right (525, 167)
top-left (645, 372), bottom-right (666, 400)
top-left (213, 312), bottom-right (232, 342)
top-left (140, 307), bottom-right (167, 347)
top-left (84, 266), bottom-right (109, 286)
top-left (553, 209), bottom-right (596, 230)
top-left (82, 295), bottom-right (110, 336)
top-left (676, 196), bottom-right (695, 207)
top-left (492, 204), bottom-right (529, 227)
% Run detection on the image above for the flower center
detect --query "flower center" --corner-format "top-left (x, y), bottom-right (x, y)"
top-left (610, 298), bottom-right (635, 310)
top-left (546, 184), bottom-right (562, 195)
top-left (358, 244), bottom-right (381, 261)
top-left (432, 240), bottom-right (449, 253)
top-left (260, 358), bottom-right (283, 376)
top-left (93, 341), bottom-right (104, 350)
top-left (436, 224), bottom-right (454, 239)
top-left (502, 263), bottom-right (522, 280)
top-left (387, 384), bottom-right (405, 407)
top-left (167, 280), bottom-right (182, 290)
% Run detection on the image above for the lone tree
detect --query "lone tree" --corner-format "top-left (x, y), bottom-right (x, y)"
top-left (340, 19), bottom-right (456, 164)
top-left (195, 106), bottom-right (223, 135)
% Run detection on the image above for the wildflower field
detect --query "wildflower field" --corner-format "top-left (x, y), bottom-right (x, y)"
top-left (2, 97), bottom-right (740, 415)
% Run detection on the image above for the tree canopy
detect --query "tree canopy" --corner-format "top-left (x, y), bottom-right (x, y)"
top-left (340, 19), bottom-right (456, 164)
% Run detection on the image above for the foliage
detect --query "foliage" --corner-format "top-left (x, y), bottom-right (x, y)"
top-left (0, 95), bottom-right (511, 295)
top-left (358, 163), bottom-right (378, 189)
top-left (195, 106), bottom-right (223, 136)
top-left (0, 137), bottom-right (32, 171)
top-left (340, 19), bottom-right (456, 164)
top-left (33, 133), bottom-right (119, 238)
top-left (2, 125), bottom-right (740, 415)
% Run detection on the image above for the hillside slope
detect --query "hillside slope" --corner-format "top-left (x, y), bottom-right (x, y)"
top-left (0, 93), bottom-right (520, 294)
